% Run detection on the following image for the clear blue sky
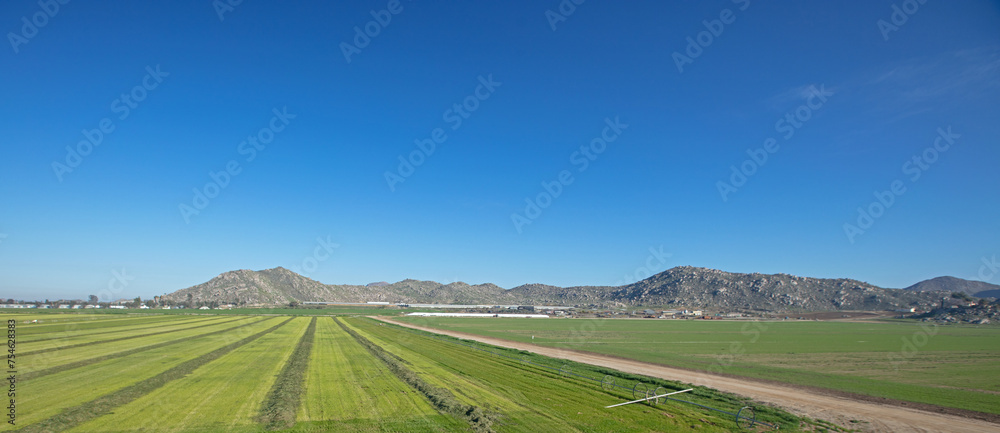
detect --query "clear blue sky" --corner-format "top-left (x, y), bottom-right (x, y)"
top-left (2, 1), bottom-right (999, 301)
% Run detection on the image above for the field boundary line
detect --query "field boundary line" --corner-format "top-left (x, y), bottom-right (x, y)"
top-left (14, 317), bottom-right (294, 433)
top-left (22, 316), bottom-right (271, 381)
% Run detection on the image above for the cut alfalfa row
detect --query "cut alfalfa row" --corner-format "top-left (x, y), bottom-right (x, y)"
top-left (257, 316), bottom-right (317, 430)
top-left (19, 315), bottom-right (229, 344)
top-left (21, 316), bottom-right (270, 381)
top-left (16, 314), bottom-right (196, 339)
top-left (14, 317), bottom-right (294, 433)
top-left (19, 315), bottom-right (250, 357)
top-left (334, 318), bottom-right (500, 433)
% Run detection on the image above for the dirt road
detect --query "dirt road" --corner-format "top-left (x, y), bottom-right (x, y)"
top-left (376, 317), bottom-right (998, 433)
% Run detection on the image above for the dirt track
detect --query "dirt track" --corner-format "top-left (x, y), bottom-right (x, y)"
top-left (376, 317), bottom-right (998, 433)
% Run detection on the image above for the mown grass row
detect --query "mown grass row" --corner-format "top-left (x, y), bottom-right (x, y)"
top-left (7, 314), bottom-right (152, 336)
top-left (385, 318), bottom-right (802, 429)
top-left (17, 316), bottom-right (263, 379)
top-left (392, 321), bottom-right (799, 428)
top-left (15, 317), bottom-right (294, 433)
top-left (20, 315), bottom-right (248, 356)
top-left (20, 315), bottom-right (227, 344)
top-left (401, 317), bottom-right (1000, 416)
top-left (258, 317), bottom-right (317, 430)
top-left (334, 318), bottom-right (500, 433)
top-left (21, 316), bottom-right (269, 381)
top-left (70, 318), bottom-right (311, 432)
top-left (352, 317), bottom-right (786, 432)
top-left (13, 318), bottom-right (284, 427)
top-left (13, 314), bottom-right (198, 338)
top-left (296, 318), bottom-right (453, 430)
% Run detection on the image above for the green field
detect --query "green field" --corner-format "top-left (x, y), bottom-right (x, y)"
top-left (396, 316), bottom-right (1000, 415)
top-left (3, 312), bottom-right (822, 432)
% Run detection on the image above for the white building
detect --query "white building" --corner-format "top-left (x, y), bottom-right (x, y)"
top-left (406, 312), bottom-right (549, 318)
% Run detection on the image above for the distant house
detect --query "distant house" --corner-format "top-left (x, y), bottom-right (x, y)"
top-left (109, 305), bottom-right (126, 309)
top-left (139, 305), bottom-right (150, 309)
top-left (199, 306), bottom-right (210, 310)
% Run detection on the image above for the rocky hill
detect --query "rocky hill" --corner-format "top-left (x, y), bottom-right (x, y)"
top-left (161, 268), bottom-right (514, 306)
top-left (902, 276), bottom-right (1000, 299)
top-left (609, 266), bottom-right (939, 311)
top-left (913, 300), bottom-right (998, 325)
top-left (160, 267), bottom-right (333, 305)
top-left (160, 266), bottom-right (943, 312)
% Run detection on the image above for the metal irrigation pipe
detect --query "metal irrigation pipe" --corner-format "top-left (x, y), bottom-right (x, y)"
top-left (662, 396), bottom-right (775, 430)
top-left (605, 388), bottom-right (693, 408)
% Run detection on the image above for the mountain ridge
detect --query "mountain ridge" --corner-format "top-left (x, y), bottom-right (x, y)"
top-left (159, 266), bottom-right (966, 312)
top-left (902, 276), bottom-right (1000, 298)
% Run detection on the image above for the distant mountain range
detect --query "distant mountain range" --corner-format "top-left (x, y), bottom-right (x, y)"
top-left (157, 266), bottom-right (995, 312)
top-left (902, 276), bottom-right (1000, 299)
